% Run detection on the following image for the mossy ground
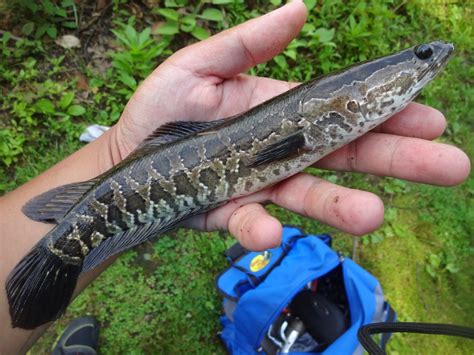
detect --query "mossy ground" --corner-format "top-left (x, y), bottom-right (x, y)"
top-left (0, 0), bottom-right (472, 353)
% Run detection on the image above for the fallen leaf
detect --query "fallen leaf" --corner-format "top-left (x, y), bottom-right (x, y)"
top-left (56, 34), bottom-right (81, 49)
top-left (96, 0), bottom-right (109, 11)
top-left (75, 72), bottom-right (89, 91)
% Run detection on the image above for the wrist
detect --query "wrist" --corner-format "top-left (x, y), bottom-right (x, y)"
top-left (95, 125), bottom-right (124, 174)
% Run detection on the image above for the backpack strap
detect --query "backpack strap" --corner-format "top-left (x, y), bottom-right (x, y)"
top-left (358, 322), bottom-right (474, 355)
top-left (379, 303), bottom-right (396, 350)
top-left (224, 242), bottom-right (249, 262)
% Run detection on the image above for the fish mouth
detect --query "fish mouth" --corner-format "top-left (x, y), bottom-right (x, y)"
top-left (417, 41), bottom-right (454, 83)
top-left (429, 41), bottom-right (454, 70)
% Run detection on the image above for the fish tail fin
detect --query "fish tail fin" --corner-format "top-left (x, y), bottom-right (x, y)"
top-left (6, 245), bottom-right (81, 329)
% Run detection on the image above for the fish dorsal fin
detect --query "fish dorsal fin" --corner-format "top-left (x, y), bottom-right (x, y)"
top-left (22, 180), bottom-right (98, 224)
top-left (124, 119), bottom-right (228, 161)
top-left (245, 132), bottom-right (311, 167)
top-left (136, 119), bottom-right (227, 150)
top-left (150, 119), bottom-right (227, 140)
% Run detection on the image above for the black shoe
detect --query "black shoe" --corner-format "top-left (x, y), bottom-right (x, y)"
top-left (52, 316), bottom-right (100, 355)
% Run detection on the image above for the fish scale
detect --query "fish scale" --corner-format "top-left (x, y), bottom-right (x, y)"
top-left (6, 41), bottom-right (454, 329)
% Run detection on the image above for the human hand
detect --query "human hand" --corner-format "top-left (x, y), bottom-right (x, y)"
top-left (106, 1), bottom-right (470, 250)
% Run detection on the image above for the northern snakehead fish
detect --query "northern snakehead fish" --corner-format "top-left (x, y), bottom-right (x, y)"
top-left (6, 41), bottom-right (454, 329)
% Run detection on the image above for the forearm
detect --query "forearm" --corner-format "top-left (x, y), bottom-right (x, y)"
top-left (0, 127), bottom-right (120, 353)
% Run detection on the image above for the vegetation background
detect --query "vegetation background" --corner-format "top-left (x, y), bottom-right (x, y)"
top-left (0, 0), bottom-right (472, 353)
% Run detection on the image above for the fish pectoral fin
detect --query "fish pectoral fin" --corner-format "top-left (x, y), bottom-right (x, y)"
top-left (22, 179), bottom-right (98, 224)
top-left (245, 132), bottom-right (312, 168)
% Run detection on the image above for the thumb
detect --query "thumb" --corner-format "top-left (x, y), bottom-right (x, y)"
top-left (170, 1), bottom-right (307, 79)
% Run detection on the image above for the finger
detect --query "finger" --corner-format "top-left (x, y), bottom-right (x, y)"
top-left (204, 173), bottom-right (384, 237)
top-left (169, 1), bottom-right (307, 78)
top-left (375, 102), bottom-right (446, 139)
top-left (184, 200), bottom-right (282, 251)
top-left (227, 203), bottom-right (282, 251)
top-left (270, 174), bottom-right (385, 236)
top-left (316, 133), bottom-right (471, 186)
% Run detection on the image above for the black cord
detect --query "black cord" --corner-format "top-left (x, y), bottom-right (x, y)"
top-left (358, 322), bottom-right (474, 355)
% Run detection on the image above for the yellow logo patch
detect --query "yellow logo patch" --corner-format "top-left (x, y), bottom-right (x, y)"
top-left (249, 251), bottom-right (271, 272)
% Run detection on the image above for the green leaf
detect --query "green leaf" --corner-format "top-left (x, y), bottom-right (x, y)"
top-left (46, 26), bottom-right (58, 39)
top-left (428, 253), bottom-right (441, 268)
top-left (314, 28), bottom-right (335, 43)
top-left (35, 23), bottom-right (48, 38)
top-left (154, 21), bottom-right (180, 35)
top-left (302, 23), bottom-right (315, 33)
top-left (369, 234), bottom-right (384, 244)
top-left (304, 0), bottom-right (317, 10)
top-left (56, 7), bottom-right (67, 18)
top-left (392, 224), bottom-right (410, 238)
top-left (445, 263), bottom-right (460, 273)
top-left (155, 8), bottom-right (180, 22)
top-left (284, 49), bottom-right (297, 61)
top-left (42, 0), bottom-right (55, 15)
top-left (191, 26), bottom-right (209, 41)
top-left (273, 55), bottom-right (287, 69)
top-left (199, 8), bottom-right (224, 22)
top-left (21, 22), bottom-right (35, 36)
top-left (59, 92), bottom-right (74, 110)
top-left (125, 25), bottom-right (138, 44)
top-left (164, 0), bottom-right (178, 7)
top-left (118, 73), bottom-right (137, 89)
top-left (63, 21), bottom-right (78, 29)
top-left (180, 15), bottom-right (196, 32)
top-left (212, 0), bottom-right (234, 4)
top-left (67, 104), bottom-right (86, 116)
top-left (35, 98), bottom-right (55, 113)
top-left (61, 0), bottom-right (75, 6)
top-left (138, 27), bottom-right (151, 46)
top-left (270, 0), bottom-right (281, 5)
top-left (111, 29), bottom-right (131, 48)
top-left (1, 31), bottom-right (11, 43)
top-left (24, 2), bottom-right (38, 12)
top-left (425, 265), bottom-right (436, 279)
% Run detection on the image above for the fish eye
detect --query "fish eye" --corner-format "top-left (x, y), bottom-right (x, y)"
top-left (415, 44), bottom-right (434, 60)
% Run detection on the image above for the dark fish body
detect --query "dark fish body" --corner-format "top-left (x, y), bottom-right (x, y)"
top-left (6, 41), bottom-right (453, 329)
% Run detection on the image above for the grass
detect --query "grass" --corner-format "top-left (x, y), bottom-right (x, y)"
top-left (0, 0), bottom-right (472, 353)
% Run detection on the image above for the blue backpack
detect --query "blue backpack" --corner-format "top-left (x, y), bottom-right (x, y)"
top-left (216, 226), bottom-right (395, 354)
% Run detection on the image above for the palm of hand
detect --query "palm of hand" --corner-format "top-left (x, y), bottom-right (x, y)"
top-left (109, 1), bottom-right (469, 250)
top-left (119, 64), bottom-right (294, 151)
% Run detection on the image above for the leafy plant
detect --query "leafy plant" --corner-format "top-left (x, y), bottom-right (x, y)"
top-left (426, 251), bottom-right (460, 281)
top-left (153, 5), bottom-right (227, 40)
top-left (0, 129), bottom-right (25, 166)
top-left (110, 17), bottom-right (171, 92)
top-left (14, 0), bottom-right (78, 39)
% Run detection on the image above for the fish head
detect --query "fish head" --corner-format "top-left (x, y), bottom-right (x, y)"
top-left (299, 41), bottom-right (454, 135)
top-left (356, 40), bottom-right (454, 123)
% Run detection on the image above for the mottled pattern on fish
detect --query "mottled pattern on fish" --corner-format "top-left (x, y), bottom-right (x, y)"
top-left (6, 41), bottom-right (454, 329)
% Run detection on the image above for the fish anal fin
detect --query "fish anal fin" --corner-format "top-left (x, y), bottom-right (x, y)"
top-left (246, 132), bottom-right (311, 167)
top-left (81, 202), bottom-right (226, 274)
top-left (22, 180), bottom-right (97, 224)
top-left (81, 220), bottom-right (170, 273)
